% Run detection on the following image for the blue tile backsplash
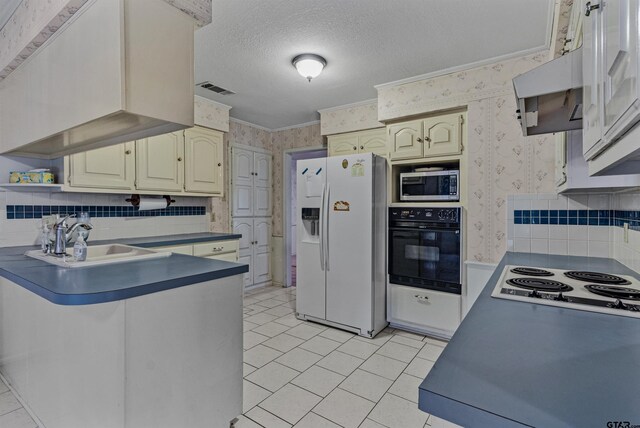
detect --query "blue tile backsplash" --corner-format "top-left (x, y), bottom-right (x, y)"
top-left (514, 209), bottom-right (639, 227)
top-left (6, 205), bottom-right (206, 220)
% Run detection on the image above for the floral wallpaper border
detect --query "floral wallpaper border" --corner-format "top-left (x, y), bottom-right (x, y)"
top-left (194, 95), bottom-right (231, 133)
top-left (319, 100), bottom-right (382, 136)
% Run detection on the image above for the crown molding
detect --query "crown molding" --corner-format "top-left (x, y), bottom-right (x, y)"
top-left (229, 117), bottom-right (272, 132)
top-left (271, 120), bottom-right (320, 132)
top-left (317, 98), bottom-right (378, 114)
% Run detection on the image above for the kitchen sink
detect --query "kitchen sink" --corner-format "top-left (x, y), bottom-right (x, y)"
top-left (25, 244), bottom-right (171, 268)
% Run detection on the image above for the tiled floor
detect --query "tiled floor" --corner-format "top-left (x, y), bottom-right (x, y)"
top-left (0, 285), bottom-right (446, 428)
top-left (239, 285), bottom-right (445, 428)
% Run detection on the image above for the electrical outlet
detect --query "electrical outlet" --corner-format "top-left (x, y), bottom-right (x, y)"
top-left (624, 222), bottom-right (629, 243)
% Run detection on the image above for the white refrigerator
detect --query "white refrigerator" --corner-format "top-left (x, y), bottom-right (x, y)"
top-left (296, 153), bottom-right (387, 338)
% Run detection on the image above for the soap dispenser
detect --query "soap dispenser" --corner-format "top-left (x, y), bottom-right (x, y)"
top-left (73, 234), bottom-right (87, 261)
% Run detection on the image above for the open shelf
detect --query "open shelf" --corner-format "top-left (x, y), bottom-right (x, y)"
top-left (0, 183), bottom-right (64, 192)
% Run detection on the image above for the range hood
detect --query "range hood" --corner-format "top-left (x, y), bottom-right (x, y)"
top-left (513, 48), bottom-right (583, 136)
top-left (0, 0), bottom-right (195, 159)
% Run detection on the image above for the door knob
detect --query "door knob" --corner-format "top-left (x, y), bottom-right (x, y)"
top-left (585, 1), bottom-right (599, 16)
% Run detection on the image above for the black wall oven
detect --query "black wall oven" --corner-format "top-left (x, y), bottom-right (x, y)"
top-left (388, 207), bottom-right (462, 294)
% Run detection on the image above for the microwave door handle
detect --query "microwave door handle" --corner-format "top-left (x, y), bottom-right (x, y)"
top-left (319, 184), bottom-right (325, 271)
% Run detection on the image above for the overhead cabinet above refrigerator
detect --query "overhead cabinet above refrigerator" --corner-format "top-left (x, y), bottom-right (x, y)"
top-left (0, 0), bottom-right (195, 158)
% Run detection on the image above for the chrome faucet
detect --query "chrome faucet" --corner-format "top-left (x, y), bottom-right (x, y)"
top-left (52, 215), bottom-right (93, 256)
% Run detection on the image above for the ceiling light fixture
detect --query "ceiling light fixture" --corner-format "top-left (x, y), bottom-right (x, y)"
top-left (292, 54), bottom-right (326, 82)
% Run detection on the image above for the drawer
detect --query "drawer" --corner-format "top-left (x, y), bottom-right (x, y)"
top-left (152, 244), bottom-right (193, 256)
top-left (389, 284), bottom-right (461, 335)
top-left (205, 253), bottom-right (238, 263)
top-left (193, 240), bottom-right (239, 257)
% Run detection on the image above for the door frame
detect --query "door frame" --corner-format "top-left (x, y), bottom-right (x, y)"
top-left (283, 146), bottom-right (326, 288)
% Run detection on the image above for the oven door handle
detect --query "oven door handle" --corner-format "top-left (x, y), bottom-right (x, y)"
top-left (389, 226), bottom-right (460, 233)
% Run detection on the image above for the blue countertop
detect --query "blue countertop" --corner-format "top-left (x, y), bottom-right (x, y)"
top-left (419, 252), bottom-right (640, 428)
top-left (0, 233), bottom-right (247, 306)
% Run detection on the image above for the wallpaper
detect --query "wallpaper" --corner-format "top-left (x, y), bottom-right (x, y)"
top-left (0, 0), bottom-right (211, 81)
top-left (194, 96), bottom-right (230, 132)
top-left (319, 101), bottom-right (382, 136)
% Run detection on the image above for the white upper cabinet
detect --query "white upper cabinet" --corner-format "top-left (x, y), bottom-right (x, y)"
top-left (231, 147), bottom-right (272, 217)
top-left (602, 1), bottom-right (640, 141)
top-left (423, 113), bottom-right (463, 158)
top-left (135, 132), bottom-right (184, 192)
top-left (184, 127), bottom-right (224, 194)
top-left (327, 128), bottom-right (387, 158)
top-left (66, 126), bottom-right (224, 196)
top-left (582, 0), bottom-right (640, 175)
top-left (582, 0), bottom-right (605, 159)
top-left (68, 143), bottom-right (135, 190)
top-left (388, 112), bottom-right (465, 161)
top-left (389, 120), bottom-right (423, 160)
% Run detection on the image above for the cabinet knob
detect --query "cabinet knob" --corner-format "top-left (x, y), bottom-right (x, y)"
top-left (425, 137), bottom-right (431, 143)
top-left (360, 146), bottom-right (364, 150)
top-left (353, 147), bottom-right (357, 150)
top-left (177, 157), bottom-right (182, 161)
top-left (585, 1), bottom-right (599, 16)
top-left (125, 150), bottom-right (131, 155)
top-left (218, 163), bottom-right (222, 167)
top-left (416, 138), bottom-right (422, 142)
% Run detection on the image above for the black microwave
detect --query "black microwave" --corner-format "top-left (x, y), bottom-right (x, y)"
top-left (400, 170), bottom-right (459, 202)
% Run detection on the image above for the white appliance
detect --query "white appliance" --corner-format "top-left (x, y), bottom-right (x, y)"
top-left (296, 153), bottom-right (387, 338)
top-left (492, 266), bottom-right (640, 318)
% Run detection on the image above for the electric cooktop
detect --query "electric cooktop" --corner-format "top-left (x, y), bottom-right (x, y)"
top-left (491, 265), bottom-right (640, 318)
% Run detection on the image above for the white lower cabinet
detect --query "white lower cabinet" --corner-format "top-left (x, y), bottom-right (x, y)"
top-left (388, 284), bottom-right (461, 338)
top-left (151, 240), bottom-right (239, 261)
top-left (233, 217), bottom-right (271, 289)
top-left (233, 218), bottom-right (272, 289)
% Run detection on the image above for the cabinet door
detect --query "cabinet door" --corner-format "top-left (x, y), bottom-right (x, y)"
top-left (232, 148), bottom-right (254, 217)
top-left (582, 0), bottom-right (606, 159)
top-left (253, 153), bottom-right (272, 217)
top-left (232, 218), bottom-right (253, 288)
top-left (69, 142), bottom-right (135, 190)
top-left (388, 120), bottom-right (423, 160)
top-left (184, 127), bottom-right (224, 194)
top-left (253, 218), bottom-right (271, 284)
top-left (422, 113), bottom-right (462, 157)
top-left (135, 132), bottom-right (184, 192)
top-left (327, 134), bottom-right (358, 157)
top-left (603, 1), bottom-right (640, 142)
top-left (358, 128), bottom-right (387, 158)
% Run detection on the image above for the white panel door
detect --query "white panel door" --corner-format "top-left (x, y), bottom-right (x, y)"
top-left (253, 153), bottom-right (272, 216)
top-left (232, 148), bottom-right (254, 217)
top-left (602, 0), bottom-right (640, 142)
top-left (582, 0), bottom-right (605, 159)
top-left (233, 218), bottom-right (253, 288)
top-left (327, 134), bottom-right (358, 157)
top-left (388, 120), bottom-right (423, 160)
top-left (184, 127), bottom-right (224, 194)
top-left (253, 218), bottom-right (271, 287)
top-left (358, 129), bottom-right (387, 158)
top-left (325, 154), bottom-right (373, 332)
top-left (135, 132), bottom-right (184, 192)
top-left (69, 142), bottom-right (135, 190)
top-left (295, 157), bottom-right (326, 320)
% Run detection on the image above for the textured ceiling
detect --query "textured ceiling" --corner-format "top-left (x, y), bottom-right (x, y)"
top-left (195, 0), bottom-right (554, 130)
top-left (0, 0), bottom-right (22, 29)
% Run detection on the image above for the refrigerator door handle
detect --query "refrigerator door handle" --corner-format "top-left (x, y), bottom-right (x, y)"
top-left (325, 183), bottom-right (330, 271)
top-left (319, 184), bottom-right (325, 271)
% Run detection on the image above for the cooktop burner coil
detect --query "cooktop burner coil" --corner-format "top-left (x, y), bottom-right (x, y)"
top-left (564, 271), bottom-right (631, 285)
top-left (584, 284), bottom-right (640, 300)
top-left (510, 267), bottom-right (554, 277)
top-left (506, 278), bottom-right (573, 293)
